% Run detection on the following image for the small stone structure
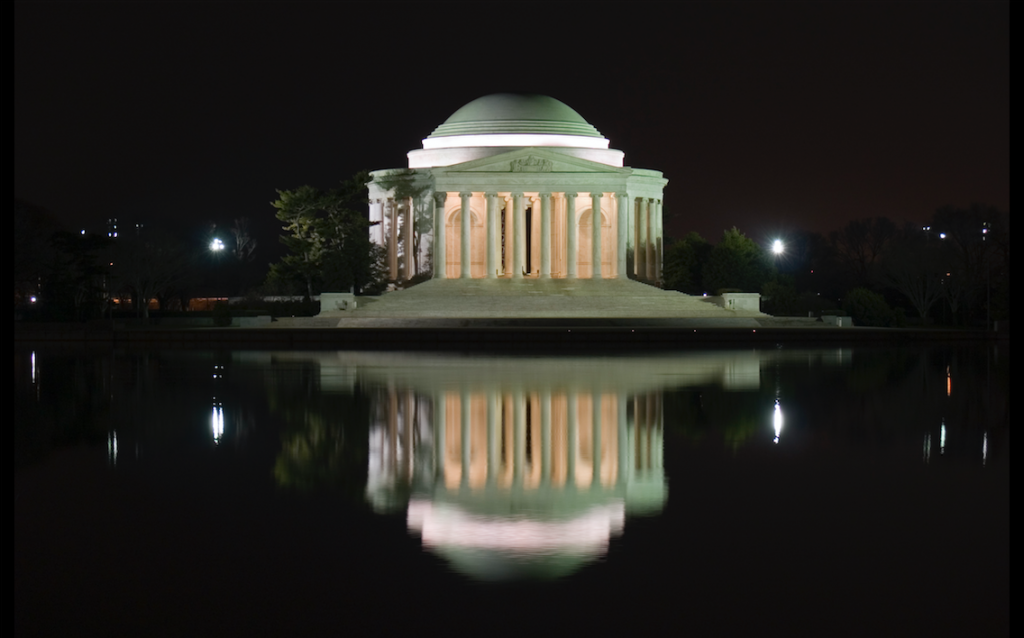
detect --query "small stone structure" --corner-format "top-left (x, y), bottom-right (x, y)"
top-left (721, 292), bottom-right (761, 312)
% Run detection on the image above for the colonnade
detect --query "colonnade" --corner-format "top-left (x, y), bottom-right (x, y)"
top-left (367, 387), bottom-right (664, 494)
top-left (369, 191), bottom-right (663, 283)
top-left (368, 197), bottom-right (420, 282)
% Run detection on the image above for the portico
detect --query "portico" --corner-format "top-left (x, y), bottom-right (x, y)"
top-left (368, 94), bottom-right (668, 285)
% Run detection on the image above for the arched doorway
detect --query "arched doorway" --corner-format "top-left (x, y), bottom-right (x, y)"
top-left (446, 208), bottom-right (485, 278)
top-left (577, 208), bottom-right (614, 279)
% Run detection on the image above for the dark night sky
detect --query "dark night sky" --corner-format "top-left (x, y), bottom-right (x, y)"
top-left (15, 1), bottom-right (1009, 264)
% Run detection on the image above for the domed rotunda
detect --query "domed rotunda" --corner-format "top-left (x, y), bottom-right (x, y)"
top-left (368, 94), bottom-right (667, 283)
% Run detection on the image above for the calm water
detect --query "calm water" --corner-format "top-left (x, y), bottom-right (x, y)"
top-left (15, 345), bottom-right (1009, 636)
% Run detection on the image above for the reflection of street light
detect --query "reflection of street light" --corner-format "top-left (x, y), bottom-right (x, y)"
top-left (771, 239), bottom-right (784, 256)
top-left (209, 238), bottom-right (225, 252)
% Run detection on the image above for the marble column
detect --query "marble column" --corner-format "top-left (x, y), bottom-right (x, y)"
top-left (565, 192), bottom-right (578, 279)
top-left (387, 199), bottom-right (398, 280)
top-left (486, 192), bottom-right (500, 279)
top-left (460, 192), bottom-right (472, 279)
top-left (636, 198), bottom-right (648, 280)
top-left (432, 192), bottom-right (447, 279)
top-left (539, 193), bottom-right (552, 278)
top-left (512, 193), bottom-right (526, 279)
top-left (654, 199), bottom-right (663, 284)
top-left (503, 196), bottom-right (514, 277)
top-left (403, 198), bottom-right (414, 281)
top-left (369, 199), bottom-right (383, 246)
top-left (616, 193), bottom-right (629, 279)
top-left (591, 192), bottom-right (603, 279)
top-left (646, 199), bottom-right (655, 282)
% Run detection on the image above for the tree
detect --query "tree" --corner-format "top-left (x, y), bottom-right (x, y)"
top-left (828, 216), bottom-right (897, 289)
top-left (881, 224), bottom-right (948, 321)
top-left (929, 204), bottom-right (1006, 325)
top-left (14, 199), bottom-right (63, 307)
top-left (662, 231), bottom-right (712, 294)
top-left (109, 228), bottom-right (196, 320)
top-left (42, 231), bottom-right (112, 321)
top-left (270, 171), bottom-right (379, 298)
top-left (702, 227), bottom-right (776, 294)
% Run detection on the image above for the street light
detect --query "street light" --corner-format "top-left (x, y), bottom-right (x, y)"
top-left (771, 239), bottom-right (785, 255)
top-left (209, 238), bottom-right (225, 252)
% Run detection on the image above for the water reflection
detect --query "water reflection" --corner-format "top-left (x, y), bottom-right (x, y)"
top-left (14, 344), bottom-right (1009, 634)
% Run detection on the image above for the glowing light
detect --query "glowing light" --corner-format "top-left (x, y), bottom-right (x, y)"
top-left (108, 431), bottom-right (118, 465)
top-left (209, 238), bottom-right (225, 252)
top-left (422, 133), bottom-right (609, 150)
top-left (940, 420), bottom-right (946, 454)
top-left (211, 405), bottom-right (224, 443)
top-left (773, 400), bottom-right (784, 443)
top-left (772, 239), bottom-right (785, 255)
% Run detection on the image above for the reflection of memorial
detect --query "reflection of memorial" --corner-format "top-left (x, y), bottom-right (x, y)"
top-left (368, 386), bottom-right (664, 580)
top-left (351, 352), bottom-right (710, 580)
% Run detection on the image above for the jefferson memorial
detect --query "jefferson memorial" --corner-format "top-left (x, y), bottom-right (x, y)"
top-left (368, 94), bottom-right (667, 284)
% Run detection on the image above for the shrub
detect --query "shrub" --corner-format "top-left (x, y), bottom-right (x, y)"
top-left (212, 301), bottom-right (233, 327)
top-left (842, 288), bottom-right (900, 327)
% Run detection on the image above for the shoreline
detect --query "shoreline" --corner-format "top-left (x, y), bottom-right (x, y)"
top-left (13, 319), bottom-right (1007, 352)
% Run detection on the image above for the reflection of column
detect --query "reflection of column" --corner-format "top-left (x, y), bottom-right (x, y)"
top-left (487, 390), bottom-right (498, 486)
top-left (616, 193), bottom-right (629, 279)
top-left (460, 389), bottom-right (471, 488)
top-left (618, 392), bottom-right (628, 487)
top-left (404, 390), bottom-right (414, 481)
top-left (433, 192), bottom-right (447, 279)
top-left (388, 386), bottom-right (398, 479)
top-left (460, 192), bottom-right (472, 279)
top-left (591, 192), bottom-right (603, 279)
top-left (541, 390), bottom-right (552, 485)
top-left (635, 392), bottom-right (647, 469)
top-left (539, 193), bottom-right (552, 279)
top-left (567, 390), bottom-right (577, 486)
top-left (514, 391), bottom-right (525, 485)
top-left (592, 393), bottom-right (602, 486)
top-left (435, 391), bottom-right (446, 477)
top-left (486, 193), bottom-right (499, 278)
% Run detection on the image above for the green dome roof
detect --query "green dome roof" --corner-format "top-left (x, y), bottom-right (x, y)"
top-left (427, 94), bottom-right (604, 139)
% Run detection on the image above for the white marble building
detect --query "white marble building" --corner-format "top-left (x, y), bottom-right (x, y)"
top-left (368, 94), bottom-right (668, 284)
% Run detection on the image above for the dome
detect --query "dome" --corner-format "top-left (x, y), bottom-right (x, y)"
top-left (409, 93), bottom-right (623, 168)
top-left (427, 94), bottom-right (604, 139)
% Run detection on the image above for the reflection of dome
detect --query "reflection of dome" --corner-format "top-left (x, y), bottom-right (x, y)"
top-left (407, 499), bottom-right (625, 581)
top-left (427, 94), bottom-right (604, 139)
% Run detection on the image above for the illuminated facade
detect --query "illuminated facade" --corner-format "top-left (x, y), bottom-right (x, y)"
top-left (368, 94), bottom-right (668, 284)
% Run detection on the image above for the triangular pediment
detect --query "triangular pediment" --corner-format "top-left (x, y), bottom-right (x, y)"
top-left (435, 147), bottom-right (630, 175)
